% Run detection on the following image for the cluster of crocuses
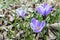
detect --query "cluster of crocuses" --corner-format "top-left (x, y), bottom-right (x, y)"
top-left (16, 3), bottom-right (52, 33)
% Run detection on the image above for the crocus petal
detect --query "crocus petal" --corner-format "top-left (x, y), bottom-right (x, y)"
top-left (33, 21), bottom-right (41, 33)
top-left (19, 10), bottom-right (25, 17)
top-left (36, 6), bottom-right (45, 15)
top-left (36, 21), bottom-right (41, 27)
top-left (30, 23), bottom-right (36, 30)
top-left (38, 21), bottom-right (46, 32)
top-left (33, 29), bottom-right (39, 33)
top-left (31, 18), bottom-right (36, 26)
top-left (45, 6), bottom-right (52, 15)
top-left (42, 3), bottom-right (47, 8)
top-left (30, 18), bottom-right (37, 30)
top-left (16, 8), bottom-right (20, 15)
top-left (16, 8), bottom-right (25, 17)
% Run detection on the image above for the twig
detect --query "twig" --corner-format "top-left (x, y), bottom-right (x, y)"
top-left (46, 23), bottom-right (60, 30)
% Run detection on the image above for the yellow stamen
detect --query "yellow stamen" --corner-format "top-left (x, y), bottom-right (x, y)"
top-left (36, 26), bottom-right (40, 30)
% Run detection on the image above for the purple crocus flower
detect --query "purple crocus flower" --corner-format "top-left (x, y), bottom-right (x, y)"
top-left (36, 3), bottom-right (52, 16)
top-left (16, 8), bottom-right (25, 17)
top-left (30, 18), bottom-right (46, 33)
